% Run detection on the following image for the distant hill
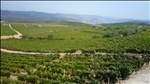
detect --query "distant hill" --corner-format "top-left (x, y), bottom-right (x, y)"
top-left (11, 20), bottom-right (91, 26)
top-left (99, 22), bottom-right (149, 30)
top-left (101, 21), bottom-right (149, 26)
top-left (1, 10), bottom-right (149, 24)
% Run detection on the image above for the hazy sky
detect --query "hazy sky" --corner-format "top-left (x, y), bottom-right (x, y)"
top-left (1, 1), bottom-right (149, 21)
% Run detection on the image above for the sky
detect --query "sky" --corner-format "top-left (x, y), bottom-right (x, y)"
top-left (1, 1), bottom-right (150, 21)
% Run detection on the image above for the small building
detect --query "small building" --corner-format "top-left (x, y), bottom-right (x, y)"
top-left (113, 34), bottom-right (123, 37)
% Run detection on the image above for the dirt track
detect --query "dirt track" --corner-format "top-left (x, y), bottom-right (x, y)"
top-left (121, 64), bottom-right (150, 84)
top-left (0, 49), bottom-right (84, 57)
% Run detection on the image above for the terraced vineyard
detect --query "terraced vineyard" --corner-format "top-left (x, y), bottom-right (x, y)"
top-left (1, 21), bottom-right (150, 84)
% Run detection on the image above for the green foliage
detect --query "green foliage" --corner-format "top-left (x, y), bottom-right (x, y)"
top-left (47, 34), bottom-right (54, 40)
top-left (1, 70), bottom-right (11, 78)
top-left (1, 52), bottom-right (146, 83)
top-left (92, 35), bottom-right (100, 39)
top-left (26, 75), bottom-right (38, 84)
top-left (1, 77), bottom-right (12, 84)
top-left (119, 66), bottom-right (133, 80)
top-left (1, 21), bottom-right (150, 83)
top-left (1, 24), bottom-right (16, 36)
top-left (17, 74), bottom-right (27, 82)
top-left (1, 22), bottom-right (149, 53)
top-left (103, 32), bottom-right (113, 38)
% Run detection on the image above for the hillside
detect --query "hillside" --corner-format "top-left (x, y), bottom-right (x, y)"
top-left (1, 20), bottom-right (150, 84)
top-left (98, 21), bottom-right (149, 27)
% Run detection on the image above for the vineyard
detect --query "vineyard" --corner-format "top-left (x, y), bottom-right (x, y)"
top-left (1, 21), bottom-right (150, 53)
top-left (1, 52), bottom-right (149, 84)
top-left (1, 21), bottom-right (150, 84)
top-left (0, 23), bottom-right (16, 36)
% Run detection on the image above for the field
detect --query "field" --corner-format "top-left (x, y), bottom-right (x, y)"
top-left (1, 21), bottom-right (150, 84)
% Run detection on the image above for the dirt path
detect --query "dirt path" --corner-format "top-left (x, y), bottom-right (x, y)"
top-left (1, 24), bottom-right (22, 39)
top-left (121, 64), bottom-right (150, 84)
top-left (0, 48), bottom-right (55, 55)
top-left (1, 48), bottom-right (144, 56)
top-left (24, 24), bottom-right (28, 27)
top-left (0, 49), bottom-right (83, 57)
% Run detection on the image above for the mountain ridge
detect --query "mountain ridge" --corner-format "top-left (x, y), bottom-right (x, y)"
top-left (1, 10), bottom-right (149, 24)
